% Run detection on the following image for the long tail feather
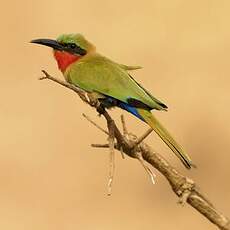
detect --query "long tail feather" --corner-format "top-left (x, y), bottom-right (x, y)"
top-left (137, 108), bottom-right (193, 169)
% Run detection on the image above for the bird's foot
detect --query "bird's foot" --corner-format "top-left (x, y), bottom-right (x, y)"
top-left (96, 105), bottom-right (106, 116)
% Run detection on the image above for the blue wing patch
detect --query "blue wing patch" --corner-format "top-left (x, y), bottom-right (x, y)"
top-left (100, 96), bottom-right (144, 121)
top-left (118, 101), bottom-right (144, 121)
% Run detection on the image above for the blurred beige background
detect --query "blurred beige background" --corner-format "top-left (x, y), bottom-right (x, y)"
top-left (0, 0), bottom-right (229, 229)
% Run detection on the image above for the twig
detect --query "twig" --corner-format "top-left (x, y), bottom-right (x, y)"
top-left (91, 144), bottom-right (109, 148)
top-left (40, 70), bottom-right (98, 106)
top-left (82, 113), bottom-right (109, 135)
top-left (39, 70), bottom-right (230, 230)
top-left (119, 115), bottom-right (126, 159)
top-left (107, 118), bottom-right (115, 196)
top-left (121, 114), bottom-right (128, 136)
top-left (135, 128), bottom-right (153, 146)
top-left (136, 152), bottom-right (156, 184)
top-left (119, 146), bottom-right (125, 159)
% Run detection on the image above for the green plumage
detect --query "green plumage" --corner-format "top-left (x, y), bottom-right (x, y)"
top-left (31, 33), bottom-right (194, 169)
top-left (65, 54), bottom-right (166, 111)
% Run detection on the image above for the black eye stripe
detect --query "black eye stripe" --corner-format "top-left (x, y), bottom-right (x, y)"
top-left (68, 43), bottom-right (77, 49)
top-left (61, 42), bottom-right (86, 56)
top-left (72, 45), bottom-right (87, 55)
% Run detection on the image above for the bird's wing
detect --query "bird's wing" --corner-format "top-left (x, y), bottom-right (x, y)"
top-left (66, 54), bottom-right (167, 110)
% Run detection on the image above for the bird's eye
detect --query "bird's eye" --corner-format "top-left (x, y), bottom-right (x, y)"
top-left (69, 43), bottom-right (77, 49)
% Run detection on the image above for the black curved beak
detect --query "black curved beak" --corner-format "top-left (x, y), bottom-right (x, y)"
top-left (30, 39), bottom-right (63, 50)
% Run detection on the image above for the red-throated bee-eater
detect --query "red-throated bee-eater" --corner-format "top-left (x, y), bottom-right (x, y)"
top-left (31, 33), bottom-right (193, 168)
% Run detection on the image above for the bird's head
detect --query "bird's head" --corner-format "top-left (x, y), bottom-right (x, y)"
top-left (31, 33), bottom-right (95, 72)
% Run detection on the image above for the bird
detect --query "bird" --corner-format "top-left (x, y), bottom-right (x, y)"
top-left (31, 33), bottom-right (193, 169)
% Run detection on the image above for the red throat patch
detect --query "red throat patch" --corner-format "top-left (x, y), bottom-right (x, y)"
top-left (53, 51), bottom-right (81, 72)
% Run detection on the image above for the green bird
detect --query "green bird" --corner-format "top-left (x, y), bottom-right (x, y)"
top-left (31, 33), bottom-right (193, 169)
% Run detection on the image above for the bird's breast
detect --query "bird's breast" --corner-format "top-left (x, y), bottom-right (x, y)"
top-left (53, 51), bottom-right (81, 72)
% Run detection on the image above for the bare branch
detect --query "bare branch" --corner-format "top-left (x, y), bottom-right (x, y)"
top-left (139, 143), bottom-right (230, 230)
top-left (91, 144), bottom-right (109, 148)
top-left (107, 121), bottom-right (115, 196)
top-left (119, 145), bottom-right (125, 159)
top-left (136, 151), bottom-right (156, 184)
top-left (121, 114), bottom-right (128, 135)
top-left (135, 128), bottom-right (153, 146)
top-left (82, 113), bottom-right (109, 135)
top-left (39, 70), bottom-right (230, 230)
top-left (40, 70), bottom-right (98, 106)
